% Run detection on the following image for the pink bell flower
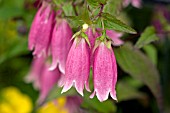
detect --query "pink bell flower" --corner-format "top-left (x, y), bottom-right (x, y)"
top-left (28, 2), bottom-right (55, 57)
top-left (90, 42), bottom-right (117, 102)
top-left (38, 65), bottom-right (61, 103)
top-left (25, 56), bottom-right (45, 89)
top-left (61, 38), bottom-right (91, 96)
top-left (49, 19), bottom-right (73, 74)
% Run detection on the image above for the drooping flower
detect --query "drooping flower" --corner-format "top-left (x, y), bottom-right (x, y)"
top-left (61, 38), bottom-right (91, 96)
top-left (123, 0), bottom-right (142, 8)
top-left (25, 56), bottom-right (45, 89)
top-left (50, 19), bottom-right (73, 74)
top-left (28, 1), bottom-right (55, 57)
top-left (26, 56), bottom-right (61, 103)
top-left (90, 41), bottom-right (117, 102)
top-left (86, 28), bottom-right (123, 67)
top-left (38, 65), bottom-right (61, 103)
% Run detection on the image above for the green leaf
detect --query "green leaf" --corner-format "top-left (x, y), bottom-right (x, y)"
top-left (87, 0), bottom-right (107, 8)
top-left (104, 0), bottom-right (123, 15)
top-left (114, 42), bottom-right (162, 108)
top-left (39, 85), bottom-right (77, 107)
top-left (80, 7), bottom-right (92, 25)
top-left (65, 7), bottom-right (92, 28)
top-left (62, 2), bottom-right (76, 16)
top-left (0, 0), bottom-right (25, 20)
top-left (135, 26), bottom-right (159, 48)
top-left (82, 92), bottom-right (116, 113)
top-left (87, 0), bottom-right (99, 8)
top-left (143, 44), bottom-right (158, 65)
top-left (65, 16), bottom-right (84, 28)
top-left (101, 13), bottom-right (136, 34)
top-left (117, 80), bottom-right (146, 102)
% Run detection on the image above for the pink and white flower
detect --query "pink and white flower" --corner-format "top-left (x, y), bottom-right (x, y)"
top-left (61, 38), bottom-right (91, 96)
top-left (39, 65), bottom-right (61, 103)
top-left (50, 19), bottom-right (73, 74)
top-left (90, 41), bottom-right (117, 102)
top-left (28, 1), bottom-right (55, 57)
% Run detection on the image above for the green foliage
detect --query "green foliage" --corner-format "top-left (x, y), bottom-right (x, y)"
top-left (104, 0), bottom-right (123, 15)
top-left (143, 44), bottom-right (158, 65)
top-left (114, 42), bottom-right (161, 107)
top-left (62, 2), bottom-right (76, 16)
top-left (117, 80), bottom-right (146, 101)
top-left (87, 0), bottom-right (107, 8)
top-left (101, 13), bottom-right (136, 34)
top-left (66, 16), bottom-right (84, 28)
top-left (0, 0), bottom-right (25, 20)
top-left (82, 92), bottom-right (116, 113)
top-left (135, 26), bottom-right (159, 48)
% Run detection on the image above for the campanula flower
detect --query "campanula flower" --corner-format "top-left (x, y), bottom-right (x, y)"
top-left (61, 38), bottom-right (91, 96)
top-left (90, 41), bottom-right (117, 102)
top-left (50, 19), bottom-right (73, 74)
top-left (25, 56), bottom-right (45, 89)
top-left (39, 65), bottom-right (61, 103)
top-left (28, 2), bottom-right (55, 57)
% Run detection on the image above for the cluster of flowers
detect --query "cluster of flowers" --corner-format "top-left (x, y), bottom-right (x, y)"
top-left (27, 0), bottom-right (147, 104)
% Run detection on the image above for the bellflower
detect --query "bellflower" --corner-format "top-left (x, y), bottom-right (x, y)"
top-left (90, 41), bottom-right (117, 102)
top-left (28, 2), bottom-right (55, 57)
top-left (50, 19), bottom-right (73, 74)
top-left (25, 56), bottom-right (45, 89)
top-left (61, 38), bottom-right (91, 96)
top-left (39, 65), bottom-right (61, 103)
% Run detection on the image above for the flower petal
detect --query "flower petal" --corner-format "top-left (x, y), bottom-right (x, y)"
top-left (62, 38), bottom-right (90, 96)
top-left (50, 19), bottom-right (72, 74)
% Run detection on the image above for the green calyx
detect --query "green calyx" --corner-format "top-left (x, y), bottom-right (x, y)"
top-left (72, 23), bottom-right (91, 47)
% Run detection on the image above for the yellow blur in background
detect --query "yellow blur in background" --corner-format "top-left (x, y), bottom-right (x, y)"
top-left (0, 87), bottom-right (32, 113)
top-left (0, 87), bottom-right (69, 113)
top-left (37, 97), bottom-right (68, 113)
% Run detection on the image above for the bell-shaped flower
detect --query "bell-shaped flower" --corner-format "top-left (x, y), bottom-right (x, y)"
top-left (90, 41), bottom-right (117, 102)
top-left (61, 38), bottom-right (91, 96)
top-left (28, 2), bottom-right (55, 57)
top-left (49, 19), bottom-right (73, 74)
top-left (25, 56), bottom-right (45, 89)
top-left (38, 65), bottom-right (61, 103)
